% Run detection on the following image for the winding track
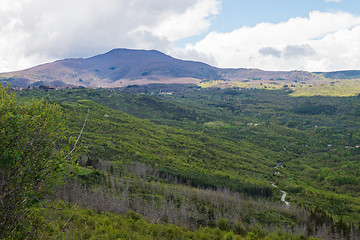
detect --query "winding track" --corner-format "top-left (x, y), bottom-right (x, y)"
top-left (280, 190), bottom-right (290, 206)
top-left (271, 183), bottom-right (290, 206)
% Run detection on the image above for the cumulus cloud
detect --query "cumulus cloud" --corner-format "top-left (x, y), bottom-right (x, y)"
top-left (283, 44), bottom-right (316, 58)
top-left (2, 1), bottom-right (360, 73)
top-left (259, 44), bottom-right (316, 58)
top-left (132, 0), bottom-right (220, 42)
top-left (0, 0), bottom-right (220, 72)
top-left (184, 11), bottom-right (360, 71)
top-left (259, 47), bottom-right (281, 57)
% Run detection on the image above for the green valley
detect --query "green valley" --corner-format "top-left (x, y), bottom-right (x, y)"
top-left (9, 84), bottom-right (360, 239)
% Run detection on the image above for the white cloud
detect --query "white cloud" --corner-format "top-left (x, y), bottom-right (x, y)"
top-left (183, 11), bottom-right (360, 71)
top-left (325, 0), bottom-right (342, 2)
top-left (2, 1), bottom-right (360, 73)
top-left (132, 0), bottom-right (220, 42)
top-left (0, 0), bottom-right (220, 72)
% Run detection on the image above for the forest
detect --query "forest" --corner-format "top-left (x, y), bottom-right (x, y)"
top-left (2, 84), bottom-right (360, 239)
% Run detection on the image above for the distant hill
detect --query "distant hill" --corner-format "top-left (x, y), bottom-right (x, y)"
top-left (315, 70), bottom-right (360, 79)
top-left (0, 48), bottom-right (358, 88)
top-left (0, 49), bottom-right (222, 88)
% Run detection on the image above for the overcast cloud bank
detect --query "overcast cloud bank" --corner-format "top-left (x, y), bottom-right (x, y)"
top-left (1, 0), bottom-right (360, 72)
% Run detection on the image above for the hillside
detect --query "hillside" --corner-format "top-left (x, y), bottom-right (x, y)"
top-left (17, 86), bottom-right (360, 239)
top-left (3, 49), bottom-right (360, 239)
top-left (0, 49), bottom-right (222, 88)
top-left (0, 48), bottom-right (333, 89)
top-left (316, 70), bottom-right (360, 79)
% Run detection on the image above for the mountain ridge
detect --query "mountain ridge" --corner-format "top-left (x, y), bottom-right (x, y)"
top-left (1, 48), bottom-right (359, 88)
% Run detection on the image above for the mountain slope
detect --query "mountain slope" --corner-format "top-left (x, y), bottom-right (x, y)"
top-left (0, 48), bottom-right (327, 88)
top-left (0, 49), bottom-right (222, 87)
top-left (19, 87), bottom-right (360, 223)
top-left (60, 99), bottom-right (276, 197)
top-left (16, 86), bottom-right (360, 238)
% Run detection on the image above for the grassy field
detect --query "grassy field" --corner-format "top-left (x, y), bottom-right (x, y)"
top-left (199, 78), bottom-right (360, 97)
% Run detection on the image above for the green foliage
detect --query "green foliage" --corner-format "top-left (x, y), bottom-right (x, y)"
top-left (49, 97), bottom-right (274, 198)
top-left (0, 85), bottom-right (73, 238)
top-left (218, 217), bottom-right (230, 231)
top-left (292, 103), bottom-right (337, 115)
top-left (16, 86), bottom-right (360, 236)
top-left (30, 202), bottom-right (314, 240)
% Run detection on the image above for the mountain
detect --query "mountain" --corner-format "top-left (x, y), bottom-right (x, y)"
top-left (0, 49), bottom-right (223, 88)
top-left (315, 70), bottom-right (360, 79)
top-left (2, 48), bottom-right (360, 89)
top-left (0, 48), bottom-right (324, 88)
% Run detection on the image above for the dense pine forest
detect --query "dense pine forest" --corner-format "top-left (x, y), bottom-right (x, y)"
top-left (2, 84), bottom-right (360, 239)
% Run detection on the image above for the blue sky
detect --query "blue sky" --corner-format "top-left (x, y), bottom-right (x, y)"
top-left (1, 0), bottom-right (360, 72)
top-left (176, 0), bottom-right (360, 47)
top-left (214, 0), bottom-right (360, 29)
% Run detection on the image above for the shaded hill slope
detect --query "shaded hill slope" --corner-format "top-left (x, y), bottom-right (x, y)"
top-left (316, 70), bottom-right (360, 79)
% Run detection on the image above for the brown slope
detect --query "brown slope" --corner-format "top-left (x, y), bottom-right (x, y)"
top-left (0, 48), bottom-right (324, 88)
top-left (0, 49), bottom-right (222, 87)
